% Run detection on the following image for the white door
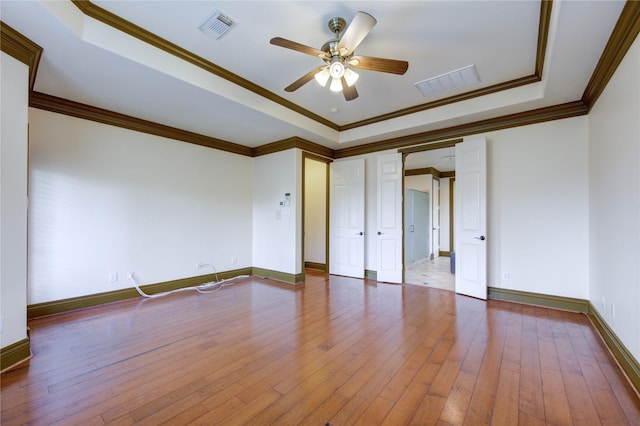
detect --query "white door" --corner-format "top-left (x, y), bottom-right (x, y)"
top-left (432, 179), bottom-right (440, 259)
top-left (376, 153), bottom-right (403, 283)
top-left (330, 159), bottom-right (365, 278)
top-left (454, 138), bottom-right (487, 299)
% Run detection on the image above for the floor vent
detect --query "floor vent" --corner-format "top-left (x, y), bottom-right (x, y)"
top-left (414, 64), bottom-right (479, 97)
top-left (199, 10), bottom-right (238, 40)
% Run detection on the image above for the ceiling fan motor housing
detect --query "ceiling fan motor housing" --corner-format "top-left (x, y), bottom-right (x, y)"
top-left (327, 17), bottom-right (347, 36)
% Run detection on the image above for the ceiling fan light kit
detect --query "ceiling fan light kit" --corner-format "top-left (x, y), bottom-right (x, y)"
top-left (270, 11), bottom-right (408, 101)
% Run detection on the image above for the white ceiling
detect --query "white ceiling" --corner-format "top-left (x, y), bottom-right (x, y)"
top-left (1, 0), bottom-right (626, 155)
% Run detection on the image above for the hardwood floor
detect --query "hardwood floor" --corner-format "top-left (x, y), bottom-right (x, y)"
top-left (2, 270), bottom-right (639, 425)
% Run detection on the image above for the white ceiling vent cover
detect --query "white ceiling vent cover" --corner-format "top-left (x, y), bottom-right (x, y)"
top-left (414, 64), bottom-right (480, 97)
top-left (199, 10), bottom-right (238, 40)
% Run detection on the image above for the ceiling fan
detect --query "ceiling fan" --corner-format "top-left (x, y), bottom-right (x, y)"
top-left (270, 11), bottom-right (409, 101)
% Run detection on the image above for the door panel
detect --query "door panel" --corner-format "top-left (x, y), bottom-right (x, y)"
top-left (330, 159), bottom-right (365, 278)
top-left (454, 138), bottom-right (487, 299)
top-left (377, 153), bottom-right (403, 283)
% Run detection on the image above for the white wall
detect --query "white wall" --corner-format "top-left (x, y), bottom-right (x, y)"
top-left (405, 174), bottom-right (432, 193)
top-left (28, 109), bottom-right (253, 303)
top-left (0, 52), bottom-right (29, 348)
top-left (252, 149), bottom-right (301, 275)
top-left (486, 117), bottom-right (589, 298)
top-left (342, 118), bottom-right (589, 296)
top-left (304, 157), bottom-right (326, 264)
top-left (588, 35), bottom-right (640, 361)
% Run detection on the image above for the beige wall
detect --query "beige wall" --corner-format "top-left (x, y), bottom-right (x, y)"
top-left (28, 108), bottom-right (254, 303)
top-left (252, 149), bottom-right (301, 275)
top-left (304, 158), bottom-right (327, 265)
top-left (588, 34), bottom-right (640, 361)
top-left (0, 52), bottom-right (29, 348)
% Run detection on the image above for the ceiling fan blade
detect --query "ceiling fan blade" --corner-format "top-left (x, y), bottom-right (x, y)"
top-left (337, 11), bottom-right (377, 56)
top-left (284, 66), bottom-right (327, 92)
top-left (349, 55), bottom-right (409, 75)
top-left (270, 37), bottom-right (328, 59)
top-left (341, 77), bottom-right (359, 101)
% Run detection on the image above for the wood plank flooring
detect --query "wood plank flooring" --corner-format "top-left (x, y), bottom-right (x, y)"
top-left (2, 270), bottom-right (639, 425)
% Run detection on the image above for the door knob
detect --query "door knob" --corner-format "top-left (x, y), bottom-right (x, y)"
top-left (356, 232), bottom-right (363, 236)
top-left (474, 235), bottom-right (486, 241)
top-left (377, 231), bottom-right (383, 235)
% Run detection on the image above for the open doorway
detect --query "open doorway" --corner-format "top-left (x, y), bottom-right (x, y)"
top-left (403, 146), bottom-right (456, 291)
top-left (302, 153), bottom-right (330, 272)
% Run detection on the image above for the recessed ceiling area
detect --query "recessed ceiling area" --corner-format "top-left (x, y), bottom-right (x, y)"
top-left (0, 1), bottom-right (627, 151)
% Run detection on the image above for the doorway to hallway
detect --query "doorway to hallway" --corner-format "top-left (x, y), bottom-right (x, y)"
top-left (405, 256), bottom-right (454, 291)
top-left (402, 145), bottom-right (456, 291)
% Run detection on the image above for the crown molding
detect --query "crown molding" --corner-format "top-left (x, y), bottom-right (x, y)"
top-left (0, 21), bottom-right (42, 91)
top-left (536, 0), bottom-right (553, 78)
top-left (70, 0), bottom-right (338, 131)
top-left (28, 91), bottom-right (589, 164)
top-left (339, 75), bottom-right (541, 131)
top-left (334, 101), bottom-right (588, 158)
top-left (29, 91), bottom-right (587, 160)
top-left (21, 0), bottom-right (634, 161)
top-left (398, 139), bottom-right (462, 155)
top-left (29, 91), bottom-right (254, 157)
top-left (405, 167), bottom-right (442, 178)
top-left (70, 1), bottom-right (551, 132)
top-left (252, 137), bottom-right (334, 159)
top-left (28, 91), bottom-right (337, 159)
top-left (582, 1), bottom-right (640, 110)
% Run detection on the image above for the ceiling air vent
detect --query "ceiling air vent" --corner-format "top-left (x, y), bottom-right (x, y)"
top-left (199, 10), bottom-right (237, 40)
top-left (414, 64), bottom-right (479, 97)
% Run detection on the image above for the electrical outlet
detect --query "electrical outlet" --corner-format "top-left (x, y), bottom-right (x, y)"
top-left (611, 303), bottom-right (615, 318)
top-left (0, 316), bottom-right (4, 334)
top-left (601, 296), bottom-right (606, 310)
top-left (127, 272), bottom-right (134, 280)
top-left (231, 256), bottom-right (237, 265)
top-left (502, 272), bottom-right (510, 281)
top-left (108, 272), bottom-right (118, 282)
top-left (196, 262), bottom-right (204, 269)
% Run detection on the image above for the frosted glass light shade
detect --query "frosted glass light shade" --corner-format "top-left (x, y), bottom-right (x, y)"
top-left (329, 77), bottom-right (342, 92)
top-left (344, 68), bottom-right (359, 87)
top-left (314, 68), bottom-right (330, 86)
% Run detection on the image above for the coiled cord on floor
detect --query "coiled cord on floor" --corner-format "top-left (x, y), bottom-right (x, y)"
top-left (128, 263), bottom-right (248, 299)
